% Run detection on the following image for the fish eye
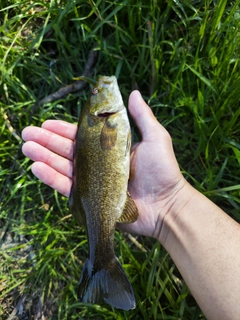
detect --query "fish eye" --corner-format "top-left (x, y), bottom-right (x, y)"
top-left (92, 88), bottom-right (98, 95)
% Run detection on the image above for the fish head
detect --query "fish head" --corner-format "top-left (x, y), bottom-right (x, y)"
top-left (88, 76), bottom-right (124, 118)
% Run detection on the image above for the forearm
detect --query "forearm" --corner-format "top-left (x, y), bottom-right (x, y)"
top-left (160, 182), bottom-right (240, 320)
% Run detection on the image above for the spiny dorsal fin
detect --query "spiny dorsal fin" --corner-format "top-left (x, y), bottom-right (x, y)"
top-left (117, 191), bottom-right (138, 223)
top-left (69, 184), bottom-right (86, 226)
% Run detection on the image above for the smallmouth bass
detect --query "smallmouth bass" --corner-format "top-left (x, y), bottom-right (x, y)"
top-left (69, 75), bottom-right (138, 310)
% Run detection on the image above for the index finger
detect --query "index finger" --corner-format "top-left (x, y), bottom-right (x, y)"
top-left (42, 120), bottom-right (77, 140)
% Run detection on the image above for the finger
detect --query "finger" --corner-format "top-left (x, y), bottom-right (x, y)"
top-left (128, 90), bottom-right (166, 141)
top-left (22, 141), bottom-right (73, 178)
top-left (22, 126), bottom-right (74, 160)
top-left (42, 120), bottom-right (77, 140)
top-left (31, 162), bottom-right (72, 197)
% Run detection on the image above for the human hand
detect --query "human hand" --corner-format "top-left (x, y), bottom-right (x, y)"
top-left (22, 91), bottom-right (185, 240)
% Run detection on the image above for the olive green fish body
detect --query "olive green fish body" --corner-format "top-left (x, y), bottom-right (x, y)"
top-left (69, 76), bottom-right (138, 310)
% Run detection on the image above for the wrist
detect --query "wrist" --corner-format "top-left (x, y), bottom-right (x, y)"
top-left (154, 179), bottom-right (198, 246)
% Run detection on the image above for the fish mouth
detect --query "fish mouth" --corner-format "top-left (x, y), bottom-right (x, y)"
top-left (97, 112), bottom-right (116, 118)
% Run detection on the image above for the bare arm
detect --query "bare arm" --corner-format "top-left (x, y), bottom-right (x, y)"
top-left (159, 182), bottom-right (240, 320)
top-left (22, 90), bottom-right (240, 320)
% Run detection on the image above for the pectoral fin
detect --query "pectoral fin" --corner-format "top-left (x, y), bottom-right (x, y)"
top-left (100, 119), bottom-right (117, 150)
top-left (117, 192), bottom-right (138, 223)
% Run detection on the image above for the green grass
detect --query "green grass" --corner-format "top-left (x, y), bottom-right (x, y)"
top-left (1, 0), bottom-right (240, 319)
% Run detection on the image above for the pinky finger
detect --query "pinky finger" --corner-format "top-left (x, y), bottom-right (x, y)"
top-left (31, 162), bottom-right (72, 197)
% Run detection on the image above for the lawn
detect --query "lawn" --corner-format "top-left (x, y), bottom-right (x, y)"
top-left (1, 0), bottom-right (240, 319)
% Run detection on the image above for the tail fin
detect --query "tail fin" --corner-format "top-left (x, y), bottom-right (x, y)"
top-left (78, 257), bottom-right (136, 310)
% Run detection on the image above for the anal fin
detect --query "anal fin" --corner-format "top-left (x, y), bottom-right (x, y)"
top-left (117, 191), bottom-right (138, 223)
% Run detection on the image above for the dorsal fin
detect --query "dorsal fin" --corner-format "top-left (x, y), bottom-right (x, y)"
top-left (117, 191), bottom-right (138, 223)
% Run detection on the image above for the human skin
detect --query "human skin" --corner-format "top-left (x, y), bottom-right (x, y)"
top-left (22, 90), bottom-right (240, 320)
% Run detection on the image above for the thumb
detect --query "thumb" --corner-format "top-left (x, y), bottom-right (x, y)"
top-left (128, 90), bottom-right (165, 141)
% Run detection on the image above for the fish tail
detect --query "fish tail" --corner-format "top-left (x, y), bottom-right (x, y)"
top-left (78, 257), bottom-right (136, 310)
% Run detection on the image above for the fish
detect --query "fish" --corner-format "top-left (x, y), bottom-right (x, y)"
top-left (69, 75), bottom-right (138, 310)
